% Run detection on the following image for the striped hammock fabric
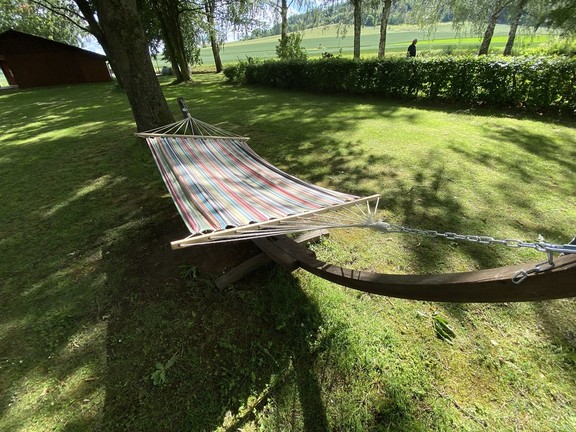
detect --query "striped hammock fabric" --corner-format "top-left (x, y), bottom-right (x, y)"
top-left (138, 118), bottom-right (379, 248)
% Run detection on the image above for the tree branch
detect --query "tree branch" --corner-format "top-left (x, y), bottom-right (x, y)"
top-left (28, 0), bottom-right (91, 34)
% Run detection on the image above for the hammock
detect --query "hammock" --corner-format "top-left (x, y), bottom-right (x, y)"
top-left (137, 115), bottom-right (380, 248)
top-left (137, 103), bottom-right (576, 302)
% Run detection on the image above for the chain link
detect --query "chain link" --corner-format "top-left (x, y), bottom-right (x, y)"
top-left (372, 222), bottom-right (576, 255)
top-left (366, 221), bottom-right (576, 284)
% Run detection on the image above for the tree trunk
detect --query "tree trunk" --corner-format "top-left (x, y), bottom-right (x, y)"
top-left (172, 11), bottom-right (191, 81)
top-left (478, 1), bottom-right (506, 55)
top-left (209, 32), bottom-right (223, 73)
top-left (280, 0), bottom-right (288, 40)
top-left (170, 57), bottom-right (185, 82)
top-left (504, 0), bottom-right (528, 55)
top-left (155, 12), bottom-right (184, 81)
top-left (205, 0), bottom-right (223, 73)
top-left (93, 0), bottom-right (174, 131)
top-left (154, 0), bottom-right (190, 82)
top-left (378, 0), bottom-right (392, 59)
top-left (352, 0), bottom-right (362, 59)
top-left (73, 0), bottom-right (124, 88)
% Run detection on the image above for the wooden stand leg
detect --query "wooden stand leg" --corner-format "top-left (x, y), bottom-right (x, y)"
top-left (215, 230), bottom-right (329, 289)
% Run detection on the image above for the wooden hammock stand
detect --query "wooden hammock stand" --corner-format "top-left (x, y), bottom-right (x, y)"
top-left (156, 99), bottom-right (576, 303)
top-left (235, 233), bottom-right (576, 303)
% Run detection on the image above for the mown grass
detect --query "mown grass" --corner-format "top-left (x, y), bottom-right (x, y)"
top-left (1, 74), bottom-right (575, 431)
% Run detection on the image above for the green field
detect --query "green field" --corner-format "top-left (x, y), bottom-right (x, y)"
top-left (199, 22), bottom-right (550, 66)
top-left (0, 70), bottom-right (7, 87)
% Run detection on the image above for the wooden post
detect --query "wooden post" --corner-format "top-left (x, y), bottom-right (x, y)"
top-left (176, 97), bottom-right (200, 135)
top-left (177, 97), bottom-right (192, 119)
top-left (215, 230), bottom-right (329, 289)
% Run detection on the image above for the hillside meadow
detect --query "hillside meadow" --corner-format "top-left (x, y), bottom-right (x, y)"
top-left (200, 22), bottom-right (552, 65)
top-left (0, 23), bottom-right (555, 85)
top-left (0, 74), bottom-right (575, 431)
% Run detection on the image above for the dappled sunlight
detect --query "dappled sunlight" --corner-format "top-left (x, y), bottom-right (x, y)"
top-left (0, 81), bottom-right (170, 431)
top-left (158, 80), bottom-right (575, 429)
top-left (20, 250), bottom-right (107, 300)
top-left (1, 117), bottom-right (132, 146)
top-left (1, 74), bottom-right (575, 431)
top-left (3, 357), bottom-right (106, 432)
top-left (435, 299), bottom-right (576, 428)
top-left (0, 317), bottom-right (33, 351)
top-left (42, 175), bottom-right (122, 218)
top-left (1, 268), bottom-right (108, 429)
top-left (0, 84), bottom-right (136, 151)
top-left (58, 321), bottom-right (108, 362)
top-left (1, 222), bottom-right (133, 431)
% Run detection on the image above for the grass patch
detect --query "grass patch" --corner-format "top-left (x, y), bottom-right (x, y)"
top-left (1, 75), bottom-right (575, 431)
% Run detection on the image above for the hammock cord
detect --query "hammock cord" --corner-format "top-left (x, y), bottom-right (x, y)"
top-left (142, 117), bottom-right (244, 138)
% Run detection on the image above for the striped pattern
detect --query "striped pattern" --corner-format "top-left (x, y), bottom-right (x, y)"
top-left (146, 135), bottom-right (361, 236)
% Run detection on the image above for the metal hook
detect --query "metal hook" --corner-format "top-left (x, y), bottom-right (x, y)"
top-left (512, 255), bottom-right (556, 285)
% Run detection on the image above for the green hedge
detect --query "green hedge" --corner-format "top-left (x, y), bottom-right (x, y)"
top-left (223, 57), bottom-right (576, 114)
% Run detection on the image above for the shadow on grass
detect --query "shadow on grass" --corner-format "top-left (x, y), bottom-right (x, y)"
top-left (98, 218), bottom-right (331, 430)
top-left (99, 219), bottom-right (429, 430)
top-left (435, 118), bottom-right (576, 333)
top-left (0, 78), bottom-right (430, 431)
top-left (530, 299), bottom-right (576, 376)
top-left (2, 76), bottom-right (575, 431)
top-left (164, 76), bottom-right (575, 273)
top-left (0, 82), bottom-right (171, 430)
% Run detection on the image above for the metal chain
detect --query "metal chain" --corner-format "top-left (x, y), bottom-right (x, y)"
top-left (371, 222), bottom-right (576, 255)
top-left (370, 222), bottom-right (576, 284)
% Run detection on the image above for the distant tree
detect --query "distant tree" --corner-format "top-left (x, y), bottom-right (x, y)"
top-left (270, 0), bottom-right (309, 41)
top-left (350, 0), bottom-right (362, 59)
top-left (280, 0), bottom-right (289, 39)
top-left (503, 0), bottom-right (528, 55)
top-left (409, 0), bottom-right (446, 34)
top-left (365, 13), bottom-right (375, 26)
top-left (200, 0), bottom-right (256, 73)
top-left (202, 0), bottom-right (223, 72)
top-left (377, 0), bottom-right (393, 59)
top-left (536, 0), bottom-right (576, 34)
top-left (410, 0), bottom-right (513, 55)
top-left (158, 0), bottom-right (193, 82)
top-left (276, 31), bottom-right (307, 59)
top-left (137, 0), bottom-right (200, 82)
top-left (478, 0), bottom-right (511, 55)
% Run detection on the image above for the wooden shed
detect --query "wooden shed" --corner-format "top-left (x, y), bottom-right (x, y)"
top-left (0, 29), bottom-right (111, 89)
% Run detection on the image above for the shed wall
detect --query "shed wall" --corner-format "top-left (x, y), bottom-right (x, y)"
top-left (0, 30), bottom-right (111, 89)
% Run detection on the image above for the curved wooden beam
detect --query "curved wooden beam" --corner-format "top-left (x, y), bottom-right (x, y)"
top-left (266, 237), bottom-right (576, 302)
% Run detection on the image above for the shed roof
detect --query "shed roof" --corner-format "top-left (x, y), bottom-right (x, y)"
top-left (0, 29), bottom-right (106, 59)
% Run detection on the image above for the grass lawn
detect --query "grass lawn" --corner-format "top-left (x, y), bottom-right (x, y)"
top-left (1, 74), bottom-right (575, 431)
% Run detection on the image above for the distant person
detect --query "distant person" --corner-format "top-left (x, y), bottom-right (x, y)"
top-left (407, 39), bottom-right (417, 57)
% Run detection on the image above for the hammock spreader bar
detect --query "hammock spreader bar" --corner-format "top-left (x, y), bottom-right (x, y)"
top-left (170, 194), bottom-right (381, 248)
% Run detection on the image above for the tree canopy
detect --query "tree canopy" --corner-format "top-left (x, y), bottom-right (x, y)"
top-left (0, 0), bottom-right (84, 45)
top-left (538, 0), bottom-right (576, 34)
